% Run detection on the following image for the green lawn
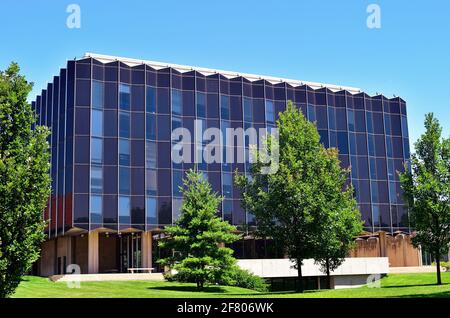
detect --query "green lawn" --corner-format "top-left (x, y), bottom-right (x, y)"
top-left (12, 272), bottom-right (450, 298)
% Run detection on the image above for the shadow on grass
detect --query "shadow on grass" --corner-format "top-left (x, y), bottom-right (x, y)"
top-left (395, 290), bottom-right (450, 298)
top-left (148, 285), bottom-right (231, 293)
top-left (382, 282), bottom-right (450, 289)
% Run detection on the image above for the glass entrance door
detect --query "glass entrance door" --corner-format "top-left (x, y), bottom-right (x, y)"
top-left (119, 234), bottom-right (142, 273)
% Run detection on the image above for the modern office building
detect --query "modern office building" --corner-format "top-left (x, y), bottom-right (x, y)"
top-left (31, 53), bottom-right (410, 275)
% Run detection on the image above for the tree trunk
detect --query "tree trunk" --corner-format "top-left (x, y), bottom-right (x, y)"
top-left (326, 258), bottom-right (331, 289)
top-left (296, 259), bottom-right (304, 293)
top-left (436, 250), bottom-right (442, 285)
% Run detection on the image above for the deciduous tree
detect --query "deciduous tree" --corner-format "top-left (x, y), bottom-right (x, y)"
top-left (0, 63), bottom-right (51, 298)
top-left (400, 113), bottom-right (450, 285)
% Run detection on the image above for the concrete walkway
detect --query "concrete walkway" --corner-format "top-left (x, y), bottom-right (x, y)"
top-left (49, 273), bottom-right (165, 282)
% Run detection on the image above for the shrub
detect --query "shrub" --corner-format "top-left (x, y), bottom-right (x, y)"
top-left (218, 267), bottom-right (268, 292)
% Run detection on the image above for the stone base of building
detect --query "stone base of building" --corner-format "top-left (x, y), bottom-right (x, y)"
top-left (35, 230), bottom-right (425, 277)
top-left (350, 231), bottom-right (422, 267)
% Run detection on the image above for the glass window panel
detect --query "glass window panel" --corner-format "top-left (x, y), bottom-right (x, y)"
top-left (119, 112), bottom-right (130, 138)
top-left (243, 98), bottom-right (252, 122)
top-left (158, 169), bottom-right (171, 196)
top-left (222, 172), bottom-right (232, 198)
top-left (103, 166), bottom-right (117, 195)
top-left (146, 141), bottom-right (157, 168)
top-left (146, 197), bottom-right (157, 224)
top-left (119, 139), bottom-right (130, 166)
top-left (369, 157), bottom-right (377, 179)
top-left (337, 132), bottom-right (349, 154)
top-left (371, 181), bottom-right (379, 203)
top-left (368, 134), bottom-right (375, 156)
top-left (90, 195), bottom-right (103, 224)
top-left (146, 86), bottom-right (156, 113)
top-left (119, 167), bottom-right (130, 195)
top-left (75, 107), bottom-right (90, 135)
top-left (91, 109), bottom-right (103, 137)
top-left (223, 199), bottom-right (233, 223)
top-left (146, 168), bottom-right (157, 195)
top-left (401, 116), bottom-right (409, 138)
top-left (172, 170), bottom-right (183, 197)
top-left (196, 92), bottom-right (206, 118)
top-left (91, 137), bottom-right (103, 164)
top-left (265, 100), bottom-right (275, 124)
top-left (104, 111), bottom-right (117, 137)
top-left (372, 205), bottom-right (381, 227)
top-left (366, 112), bottom-right (373, 134)
top-left (172, 89), bottom-right (182, 115)
top-left (146, 113), bottom-right (156, 140)
top-left (92, 81), bottom-right (104, 109)
top-left (119, 84), bottom-right (130, 110)
top-left (220, 95), bottom-right (230, 120)
top-left (307, 104), bottom-right (316, 122)
top-left (384, 114), bottom-right (391, 135)
top-left (103, 195), bottom-right (118, 224)
top-left (389, 181), bottom-right (397, 203)
top-left (119, 196), bottom-right (131, 223)
top-left (90, 166), bottom-right (103, 194)
top-left (131, 112), bottom-right (145, 139)
top-left (347, 110), bottom-right (355, 131)
top-left (172, 198), bottom-right (183, 221)
top-left (328, 107), bottom-right (336, 130)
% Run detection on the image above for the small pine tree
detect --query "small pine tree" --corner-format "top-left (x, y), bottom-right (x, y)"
top-left (158, 170), bottom-right (241, 289)
top-left (0, 63), bottom-right (51, 298)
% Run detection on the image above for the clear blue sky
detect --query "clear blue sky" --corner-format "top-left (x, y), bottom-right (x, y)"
top-left (1, 0), bottom-right (449, 148)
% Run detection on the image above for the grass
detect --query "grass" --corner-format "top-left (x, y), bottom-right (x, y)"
top-left (11, 272), bottom-right (450, 298)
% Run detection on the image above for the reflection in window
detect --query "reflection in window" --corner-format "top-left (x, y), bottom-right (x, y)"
top-left (119, 84), bottom-right (131, 110)
top-left (220, 95), bottom-right (230, 120)
top-left (372, 205), bottom-right (380, 227)
top-left (222, 172), bottom-right (232, 198)
top-left (119, 167), bottom-right (130, 195)
top-left (146, 86), bottom-right (156, 113)
top-left (119, 112), bottom-right (130, 138)
top-left (401, 116), bottom-right (409, 138)
top-left (223, 199), bottom-right (232, 223)
top-left (196, 92), bottom-right (206, 118)
top-left (91, 137), bottom-right (103, 164)
top-left (243, 98), bottom-right (252, 122)
top-left (92, 81), bottom-right (104, 109)
top-left (347, 110), bottom-right (355, 132)
top-left (119, 196), bottom-right (131, 223)
top-left (172, 198), bottom-right (183, 221)
top-left (146, 197), bottom-right (157, 224)
top-left (146, 141), bottom-right (157, 168)
top-left (90, 195), bottom-right (103, 224)
top-left (172, 170), bottom-right (183, 197)
top-left (119, 139), bottom-right (130, 166)
top-left (146, 113), bottom-right (156, 140)
top-left (265, 100), bottom-right (275, 124)
top-left (307, 104), bottom-right (316, 122)
top-left (171, 89), bottom-right (182, 115)
top-left (146, 169), bottom-right (157, 195)
top-left (91, 109), bottom-right (103, 137)
top-left (371, 181), bottom-right (379, 203)
top-left (366, 112), bottom-right (373, 134)
top-left (90, 166), bottom-right (103, 194)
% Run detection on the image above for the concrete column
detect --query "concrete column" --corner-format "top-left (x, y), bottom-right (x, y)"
top-left (88, 231), bottom-right (99, 274)
top-left (142, 231), bottom-right (153, 269)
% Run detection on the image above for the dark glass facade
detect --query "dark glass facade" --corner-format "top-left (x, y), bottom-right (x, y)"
top-left (32, 56), bottom-right (411, 238)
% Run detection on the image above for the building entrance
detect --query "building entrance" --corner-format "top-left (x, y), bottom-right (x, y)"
top-left (119, 233), bottom-right (142, 273)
